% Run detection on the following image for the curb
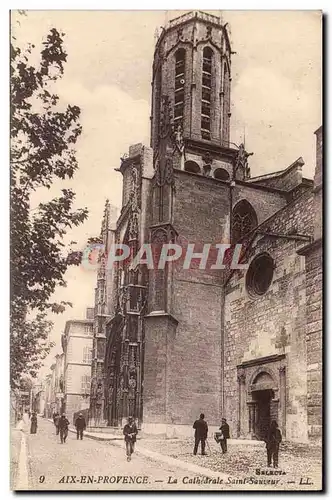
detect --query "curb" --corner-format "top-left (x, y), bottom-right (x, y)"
top-left (79, 429), bottom-right (229, 482)
top-left (134, 445), bottom-right (229, 481)
top-left (68, 427), bottom-right (123, 441)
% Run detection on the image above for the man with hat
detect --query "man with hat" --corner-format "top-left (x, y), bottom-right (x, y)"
top-left (193, 413), bottom-right (208, 456)
top-left (123, 416), bottom-right (138, 462)
top-left (75, 412), bottom-right (87, 440)
top-left (58, 413), bottom-right (70, 444)
top-left (219, 417), bottom-right (230, 454)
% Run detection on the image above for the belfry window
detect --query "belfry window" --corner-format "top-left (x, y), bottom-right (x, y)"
top-left (184, 160), bottom-right (200, 174)
top-left (201, 47), bottom-right (213, 140)
top-left (174, 49), bottom-right (186, 126)
top-left (231, 200), bottom-right (258, 243)
top-left (214, 168), bottom-right (230, 181)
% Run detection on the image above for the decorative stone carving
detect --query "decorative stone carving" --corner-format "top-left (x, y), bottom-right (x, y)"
top-left (128, 212), bottom-right (139, 241)
top-left (130, 168), bottom-right (139, 212)
top-left (120, 153), bottom-right (128, 164)
top-left (107, 387), bottom-right (113, 405)
top-left (165, 158), bottom-right (175, 186)
top-left (173, 123), bottom-right (184, 153)
top-left (96, 382), bottom-right (104, 405)
top-left (128, 374), bottom-right (137, 398)
top-left (90, 377), bottom-right (97, 399)
top-left (154, 156), bottom-right (175, 188)
top-left (206, 25), bottom-right (212, 38)
top-left (235, 143), bottom-right (253, 178)
top-left (203, 165), bottom-right (211, 177)
top-left (160, 95), bottom-right (173, 140)
top-left (119, 374), bottom-right (124, 392)
top-left (278, 365), bottom-right (286, 375)
top-left (151, 227), bottom-right (168, 245)
top-left (203, 152), bottom-right (212, 166)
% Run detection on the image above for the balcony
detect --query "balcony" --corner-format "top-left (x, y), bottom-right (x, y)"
top-left (168, 11), bottom-right (221, 30)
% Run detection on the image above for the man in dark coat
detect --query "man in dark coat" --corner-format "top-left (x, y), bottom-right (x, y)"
top-left (219, 417), bottom-right (230, 454)
top-left (265, 420), bottom-right (282, 467)
top-left (193, 413), bottom-right (208, 456)
top-left (75, 413), bottom-right (86, 440)
top-left (123, 416), bottom-right (138, 462)
top-left (30, 413), bottom-right (37, 434)
top-left (58, 414), bottom-right (70, 444)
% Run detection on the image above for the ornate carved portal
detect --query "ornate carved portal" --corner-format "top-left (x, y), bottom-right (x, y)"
top-left (236, 354), bottom-right (286, 440)
top-left (104, 287), bottom-right (146, 427)
top-left (104, 335), bottom-right (122, 427)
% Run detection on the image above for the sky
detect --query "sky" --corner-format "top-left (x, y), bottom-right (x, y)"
top-left (11, 10), bottom-right (322, 377)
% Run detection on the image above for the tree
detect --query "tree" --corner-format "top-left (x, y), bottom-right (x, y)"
top-left (10, 23), bottom-right (88, 387)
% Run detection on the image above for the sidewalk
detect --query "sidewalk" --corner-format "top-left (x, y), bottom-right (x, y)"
top-left (67, 426), bottom-right (265, 482)
top-left (75, 427), bottom-right (229, 481)
top-left (68, 423), bottom-right (262, 446)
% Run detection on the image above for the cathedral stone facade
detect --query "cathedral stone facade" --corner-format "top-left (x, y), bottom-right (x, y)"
top-left (89, 11), bottom-right (322, 443)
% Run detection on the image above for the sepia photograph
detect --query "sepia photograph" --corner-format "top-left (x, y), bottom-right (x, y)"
top-left (10, 8), bottom-right (322, 492)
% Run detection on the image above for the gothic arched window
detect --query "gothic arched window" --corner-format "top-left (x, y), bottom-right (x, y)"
top-left (174, 48), bottom-right (186, 127)
top-left (201, 47), bottom-right (213, 140)
top-left (231, 200), bottom-right (258, 243)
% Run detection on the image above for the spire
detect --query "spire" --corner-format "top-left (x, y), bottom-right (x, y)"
top-left (101, 199), bottom-right (110, 234)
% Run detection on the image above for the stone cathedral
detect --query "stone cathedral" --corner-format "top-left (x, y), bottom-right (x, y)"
top-left (88, 11), bottom-right (322, 443)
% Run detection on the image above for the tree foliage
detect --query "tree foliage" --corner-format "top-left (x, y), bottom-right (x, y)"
top-left (10, 25), bottom-right (88, 387)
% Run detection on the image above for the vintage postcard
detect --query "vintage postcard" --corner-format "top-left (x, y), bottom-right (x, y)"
top-left (10, 9), bottom-right (322, 492)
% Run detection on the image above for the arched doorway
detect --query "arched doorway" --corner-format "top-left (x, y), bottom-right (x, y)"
top-left (249, 371), bottom-right (278, 440)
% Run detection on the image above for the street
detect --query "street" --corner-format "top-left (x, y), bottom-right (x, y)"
top-left (12, 417), bottom-right (220, 491)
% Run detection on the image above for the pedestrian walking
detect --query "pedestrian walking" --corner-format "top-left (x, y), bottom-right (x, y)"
top-left (123, 416), bottom-right (138, 462)
top-left (193, 413), bottom-right (208, 455)
top-left (30, 412), bottom-right (37, 434)
top-left (75, 412), bottom-right (86, 440)
top-left (53, 412), bottom-right (60, 435)
top-left (219, 417), bottom-right (230, 454)
top-left (265, 420), bottom-right (282, 468)
top-left (58, 414), bottom-right (70, 444)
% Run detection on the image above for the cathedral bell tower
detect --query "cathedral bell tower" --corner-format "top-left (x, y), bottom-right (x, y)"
top-left (142, 12), bottom-right (247, 435)
top-left (151, 11), bottom-right (232, 152)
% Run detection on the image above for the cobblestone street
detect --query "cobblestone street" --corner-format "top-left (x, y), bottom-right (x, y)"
top-left (142, 436), bottom-right (323, 491)
top-left (11, 418), bottom-right (219, 491)
top-left (11, 417), bottom-right (322, 491)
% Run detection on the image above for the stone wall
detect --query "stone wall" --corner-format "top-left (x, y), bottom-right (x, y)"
top-left (303, 244), bottom-right (322, 440)
top-left (250, 162), bottom-right (303, 191)
top-left (224, 190), bottom-right (315, 442)
top-left (233, 184), bottom-right (286, 226)
top-left (65, 393), bottom-right (90, 424)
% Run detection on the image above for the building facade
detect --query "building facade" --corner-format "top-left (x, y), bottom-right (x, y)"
top-left (89, 11), bottom-right (322, 442)
top-left (62, 309), bottom-right (94, 422)
top-left (31, 381), bottom-right (46, 415)
top-left (43, 354), bottom-right (65, 417)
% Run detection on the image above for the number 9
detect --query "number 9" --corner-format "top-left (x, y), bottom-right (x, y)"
top-left (39, 475), bottom-right (45, 483)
